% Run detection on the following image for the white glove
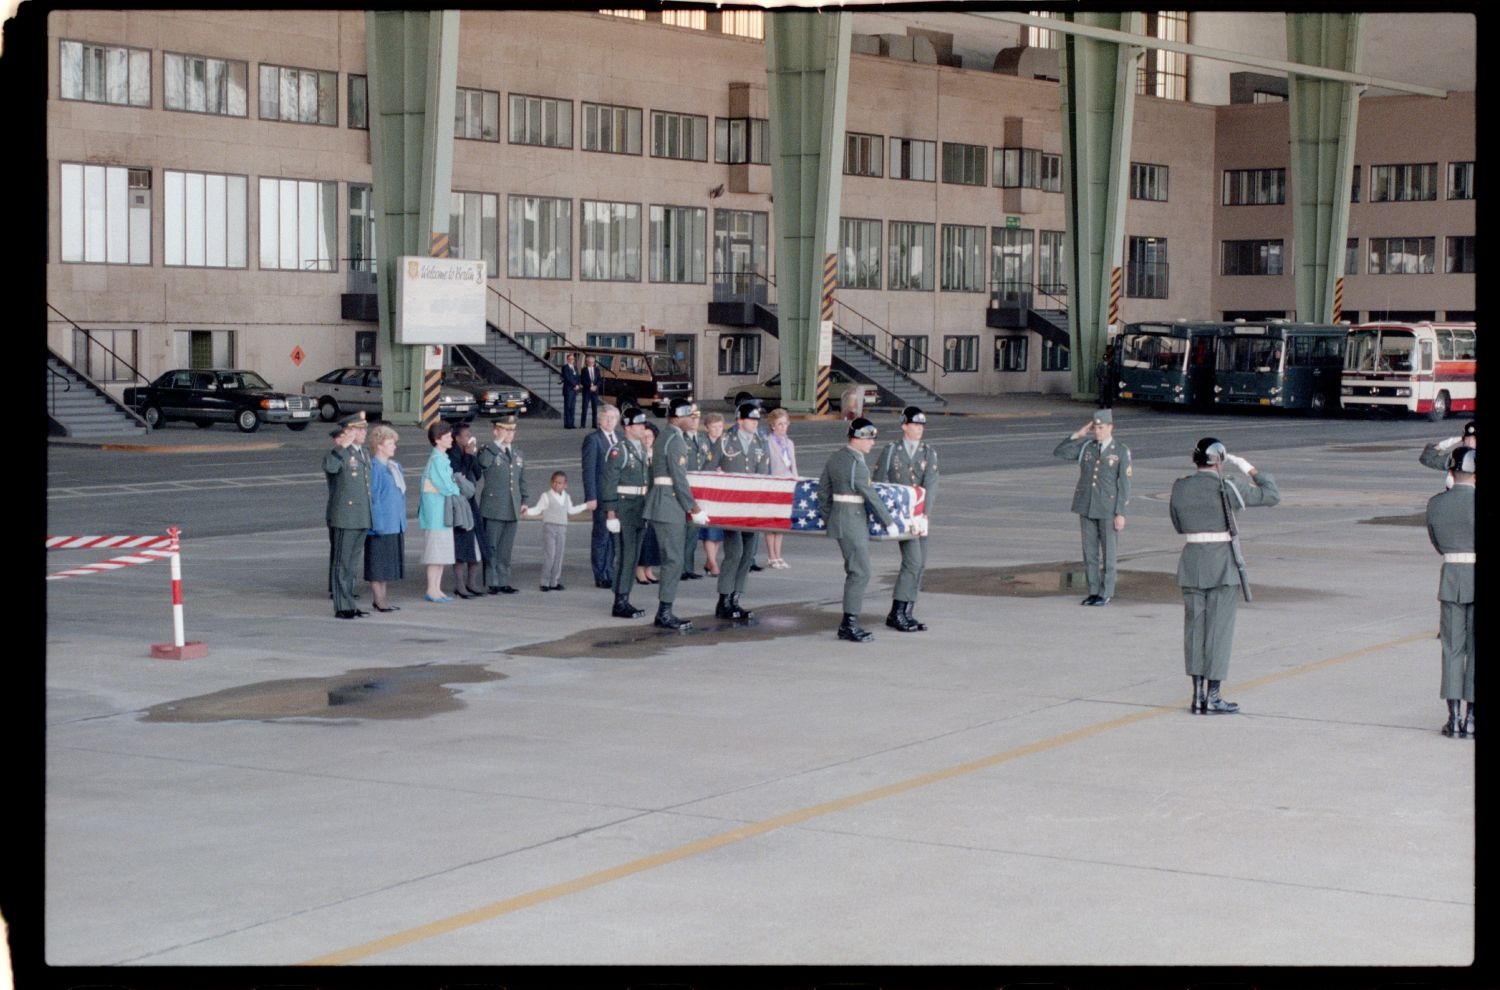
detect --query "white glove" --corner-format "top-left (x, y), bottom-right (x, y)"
top-left (605, 517), bottom-right (621, 534)
top-left (884, 522), bottom-right (900, 537)
top-left (1436, 436), bottom-right (1463, 452)
top-left (912, 516), bottom-right (928, 536)
top-left (1224, 454), bottom-right (1254, 475)
top-left (690, 511), bottom-right (710, 526)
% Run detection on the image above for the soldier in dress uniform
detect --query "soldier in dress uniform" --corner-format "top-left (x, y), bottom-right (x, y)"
top-left (680, 415), bottom-right (713, 582)
top-left (327, 411), bottom-right (368, 599)
top-left (818, 417), bottom-right (899, 642)
top-left (324, 411), bottom-right (372, 619)
top-left (1169, 438), bottom-right (1280, 714)
top-left (1053, 408), bottom-right (1131, 605)
top-left (478, 415), bottom-right (530, 595)
top-left (643, 400), bottom-right (710, 630)
top-left (712, 403), bottom-right (772, 621)
top-left (1419, 420), bottom-right (1475, 489)
top-left (1426, 446), bottom-right (1475, 738)
top-left (875, 405), bottom-right (937, 632)
top-left (602, 406), bottom-right (652, 619)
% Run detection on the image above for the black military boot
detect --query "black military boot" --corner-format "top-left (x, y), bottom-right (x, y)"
top-left (903, 601), bottom-right (928, 632)
top-left (1191, 675), bottom-right (1207, 714)
top-left (1464, 702), bottom-right (1475, 738)
top-left (1203, 680), bottom-right (1239, 714)
top-left (885, 601), bottom-right (915, 631)
top-left (1442, 699), bottom-right (1462, 737)
top-left (716, 593), bottom-right (748, 620)
top-left (654, 602), bottom-right (690, 630)
top-left (729, 593), bottom-right (754, 621)
top-left (837, 613), bottom-right (873, 642)
top-left (612, 594), bottom-right (644, 619)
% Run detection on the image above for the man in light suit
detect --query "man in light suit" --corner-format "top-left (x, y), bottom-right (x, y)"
top-left (1426, 447), bottom-right (1475, 737)
top-left (560, 351), bottom-right (581, 429)
top-left (582, 403), bottom-right (621, 588)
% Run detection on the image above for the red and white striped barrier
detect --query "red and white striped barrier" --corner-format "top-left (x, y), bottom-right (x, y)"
top-left (46, 526), bottom-right (207, 660)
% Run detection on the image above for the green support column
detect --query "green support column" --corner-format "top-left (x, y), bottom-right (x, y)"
top-left (1287, 13), bottom-right (1361, 323)
top-left (365, 10), bottom-right (459, 424)
top-left (766, 11), bottom-right (850, 414)
top-left (1058, 12), bottom-right (1140, 401)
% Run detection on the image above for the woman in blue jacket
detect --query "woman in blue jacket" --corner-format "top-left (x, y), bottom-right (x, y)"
top-left (419, 420), bottom-right (461, 602)
top-left (364, 423), bottom-right (407, 611)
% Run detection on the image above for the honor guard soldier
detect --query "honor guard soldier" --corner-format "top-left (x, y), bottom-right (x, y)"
top-left (875, 405), bottom-right (937, 632)
top-left (602, 406), bottom-right (652, 619)
top-left (1170, 438), bottom-right (1280, 714)
top-left (324, 412), bottom-right (372, 618)
top-left (712, 403), bottom-right (772, 621)
top-left (1420, 420), bottom-right (1475, 489)
top-left (644, 399), bottom-right (710, 629)
top-left (680, 414), bottom-right (714, 581)
top-left (478, 414), bottom-right (529, 594)
top-left (1054, 408), bottom-right (1131, 605)
top-left (818, 417), bottom-right (899, 642)
top-left (1426, 447), bottom-right (1475, 737)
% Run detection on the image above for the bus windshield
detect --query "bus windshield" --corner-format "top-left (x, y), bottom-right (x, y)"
top-left (1217, 337), bottom-right (1284, 374)
top-left (1120, 333), bottom-right (1188, 372)
top-left (1346, 329), bottom-right (1417, 373)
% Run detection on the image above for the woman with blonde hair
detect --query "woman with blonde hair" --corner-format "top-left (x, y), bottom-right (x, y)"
top-left (363, 423), bottom-right (407, 611)
top-left (764, 407), bottom-right (797, 568)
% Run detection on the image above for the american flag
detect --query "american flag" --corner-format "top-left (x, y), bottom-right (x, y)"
top-left (686, 471), bottom-right (926, 539)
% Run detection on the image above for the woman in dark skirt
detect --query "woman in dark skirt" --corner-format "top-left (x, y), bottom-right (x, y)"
top-left (447, 422), bottom-right (488, 598)
top-left (364, 424), bottom-right (407, 611)
top-left (636, 421), bottom-right (661, 584)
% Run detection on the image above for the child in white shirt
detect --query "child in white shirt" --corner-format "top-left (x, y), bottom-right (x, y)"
top-left (524, 470), bottom-right (590, 590)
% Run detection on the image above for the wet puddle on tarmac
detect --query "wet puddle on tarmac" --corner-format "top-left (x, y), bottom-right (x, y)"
top-left (912, 563), bottom-right (1321, 604)
top-left (141, 663), bottom-right (504, 722)
top-left (1361, 512), bottom-right (1426, 527)
top-left (507, 602), bottom-right (837, 660)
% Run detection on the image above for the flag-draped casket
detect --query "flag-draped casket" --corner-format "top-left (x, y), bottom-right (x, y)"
top-left (685, 471), bottom-right (926, 539)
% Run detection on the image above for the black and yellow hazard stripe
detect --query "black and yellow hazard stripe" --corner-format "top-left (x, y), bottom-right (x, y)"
top-left (430, 231), bottom-right (450, 259)
top-left (1332, 276), bottom-right (1343, 323)
top-left (817, 252), bottom-right (836, 414)
top-left (421, 231), bottom-right (452, 428)
top-left (1108, 265), bottom-right (1122, 326)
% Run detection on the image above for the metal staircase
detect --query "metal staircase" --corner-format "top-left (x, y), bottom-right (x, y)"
top-left (47, 351), bottom-right (150, 438)
top-left (455, 287), bottom-right (571, 417)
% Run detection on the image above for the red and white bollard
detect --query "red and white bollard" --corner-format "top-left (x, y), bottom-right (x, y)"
top-left (150, 526), bottom-right (207, 660)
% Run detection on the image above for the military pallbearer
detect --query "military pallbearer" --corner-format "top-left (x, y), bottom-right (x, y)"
top-left (643, 400), bottom-right (710, 630)
top-left (817, 417), bottom-right (899, 642)
top-left (1426, 447), bottom-right (1475, 738)
top-left (874, 406), bottom-right (936, 632)
top-left (710, 403), bottom-right (771, 621)
top-left (601, 407), bottom-right (652, 619)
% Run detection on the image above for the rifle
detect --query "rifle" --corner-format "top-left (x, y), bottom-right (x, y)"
top-left (1218, 472), bottom-right (1252, 602)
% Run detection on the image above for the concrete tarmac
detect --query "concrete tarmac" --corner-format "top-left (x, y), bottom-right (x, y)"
top-left (40, 398), bottom-right (1477, 982)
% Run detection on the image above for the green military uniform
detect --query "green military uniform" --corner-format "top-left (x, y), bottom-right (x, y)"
top-left (323, 440), bottom-right (372, 616)
top-left (1053, 430), bottom-right (1131, 602)
top-left (643, 421), bottom-right (699, 617)
top-left (1425, 482), bottom-right (1475, 712)
top-left (817, 445), bottom-right (896, 618)
top-left (1169, 466), bottom-right (1280, 684)
top-left (714, 424), bottom-right (771, 605)
top-left (602, 434), bottom-right (650, 602)
top-left (478, 437), bottom-right (529, 591)
top-left (682, 427), bottom-right (713, 577)
top-left (875, 437), bottom-right (938, 606)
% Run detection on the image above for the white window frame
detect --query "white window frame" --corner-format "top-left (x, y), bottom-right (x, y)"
top-left (891, 137), bottom-right (936, 182)
top-left (165, 169), bottom-right (248, 268)
top-left (60, 163), bottom-right (152, 265)
top-left (258, 177), bottom-right (337, 271)
top-left (59, 39), bottom-right (150, 107)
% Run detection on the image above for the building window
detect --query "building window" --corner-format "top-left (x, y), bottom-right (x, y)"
top-left (662, 9), bottom-right (706, 29)
top-left (508, 93), bottom-right (570, 147)
top-left (721, 10), bottom-right (764, 38)
top-left (164, 170), bottom-right (247, 268)
top-left (347, 74), bottom-right (368, 129)
top-left (258, 64), bottom-right (337, 125)
top-left (651, 110), bottom-right (708, 161)
top-left (1136, 11), bottom-right (1188, 101)
top-left (163, 52), bottom-right (247, 116)
top-left (996, 148), bottom-right (1061, 191)
top-left (587, 333), bottom-right (634, 349)
top-left (715, 117), bottom-right (769, 165)
top-left (712, 209), bottom-right (769, 290)
top-left (1130, 162), bottom-right (1168, 201)
top-left (845, 133), bottom-right (883, 177)
top-left (1041, 338), bottom-right (1070, 371)
top-left (60, 163), bottom-right (151, 265)
top-left (59, 40), bottom-right (150, 107)
top-left (450, 190), bottom-right (499, 277)
top-left (1448, 162), bottom-right (1474, 200)
top-left (1026, 10), bottom-right (1060, 49)
top-left (1446, 236), bottom-right (1475, 274)
top-left (1222, 168), bottom-right (1286, 205)
top-left (508, 195), bottom-right (572, 279)
top-left (942, 142), bottom-right (987, 186)
top-left (258, 177), bottom-right (336, 271)
top-left (451, 87), bottom-right (500, 142)
top-left (72, 328), bottom-right (138, 383)
top-left (718, 334), bottom-right (761, 375)
top-left (1126, 235), bottom-right (1169, 297)
top-left (1038, 229), bottom-right (1067, 295)
top-left (889, 221), bottom-right (935, 291)
top-left (348, 183), bottom-right (377, 273)
top-left (1221, 239), bottom-right (1284, 276)
top-left (943, 335), bottom-right (979, 372)
top-left (1370, 163), bottom-right (1438, 202)
top-left (1350, 164), bottom-right (1360, 203)
top-left (838, 218), bottom-right (881, 290)
top-left (582, 102), bottom-right (643, 155)
top-left (941, 224), bottom-right (986, 292)
top-left (992, 227), bottom-right (1034, 296)
top-left (580, 200), bottom-right (641, 282)
top-left (890, 137), bottom-right (937, 182)
top-left (649, 205), bottom-right (707, 283)
top-left (174, 329), bottom-right (236, 369)
top-left (892, 336), bottom-right (928, 373)
top-left (994, 335), bottom-right (1027, 372)
top-left (1368, 236), bottom-right (1435, 275)
top-left (1344, 237), bottom-right (1359, 277)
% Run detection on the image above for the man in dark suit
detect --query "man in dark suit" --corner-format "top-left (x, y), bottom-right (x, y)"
top-left (580, 353), bottom-right (603, 429)
top-left (582, 403), bottom-right (621, 588)
top-left (560, 351), bottom-right (581, 429)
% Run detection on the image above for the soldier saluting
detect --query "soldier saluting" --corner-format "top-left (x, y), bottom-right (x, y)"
top-left (818, 417), bottom-right (899, 642)
top-left (1426, 447), bottom-right (1475, 738)
top-left (602, 406), bottom-right (652, 619)
top-left (1053, 408), bottom-right (1130, 605)
top-left (875, 405), bottom-right (936, 632)
top-left (324, 411), bottom-right (372, 619)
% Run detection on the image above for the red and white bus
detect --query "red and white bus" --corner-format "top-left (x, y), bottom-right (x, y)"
top-left (1340, 321), bottom-right (1476, 421)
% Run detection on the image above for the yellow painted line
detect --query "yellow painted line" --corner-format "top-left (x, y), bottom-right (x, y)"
top-left (302, 630), bottom-right (1430, 965)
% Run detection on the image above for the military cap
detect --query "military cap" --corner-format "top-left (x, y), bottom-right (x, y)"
top-left (901, 405), bottom-right (927, 425)
top-left (490, 414), bottom-right (518, 429)
top-left (669, 399), bottom-right (699, 418)
top-left (735, 391), bottom-right (765, 408)
top-left (1192, 436), bottom-right (1226, 466)
top-left (339, 410), bottom-right (368, 427)
top-left (737, 403), bottom-right (763, 421)
top-left (1091, 408), bottom-right (1113, 424)
top-left (1450, 447), bottom-right (1477, 474)
top-left (329, 426), bottom-right (345, 439)
top-left (620, 406), bottom-right (648, 427)
top-left (1463, 420), bottom-right (1476, 438)
top-left (848, 417), bottom-right (878, 440)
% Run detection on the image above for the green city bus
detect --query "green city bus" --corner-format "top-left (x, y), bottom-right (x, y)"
top-left (1212, 321), bottom-right (1349, 414)
top-left (1114, 321), bottom-right (1230, 408)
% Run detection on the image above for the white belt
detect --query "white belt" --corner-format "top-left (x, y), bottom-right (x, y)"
top-left (1184, 531), bottom-right (1232, 543)
top-left (616, 485), bottom-right (647, 496)
top-left (833, 494), bottom-right (864, 504)
top-left (1444, 552), bottom-right (1476, 563)
top-left (653, 476), bottom-right (674, 485)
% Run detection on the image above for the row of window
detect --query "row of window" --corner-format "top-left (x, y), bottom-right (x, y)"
top-left (845, 134), bottom-right (1064, 192)
top-left (715, 331), bottom-right (1070, 377)
top-left (837, 219), bottom-right (1068, 294)
top-left (1219, 236), bottom-right (1477, 276)
top-left (1223, 162), bottom-right (1476, 206)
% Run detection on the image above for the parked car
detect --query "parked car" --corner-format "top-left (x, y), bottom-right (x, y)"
top-left (723, 370), bottom-right (881, 412)
top-left (544, 344), bottom-right (693, 417)
top-left (301, 366), bottom-right (477, 422)
top-left (442, 364), bottom-right (531, 417)
top-left (124, 369), bottom-right (317, 433)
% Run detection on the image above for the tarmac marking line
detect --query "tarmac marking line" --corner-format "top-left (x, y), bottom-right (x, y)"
top-left (302, 629), bottom-right (1425, 966)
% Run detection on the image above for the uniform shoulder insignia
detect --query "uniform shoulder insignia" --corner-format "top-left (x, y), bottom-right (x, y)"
top-left (1125, 464), bottom-right (1132, 476)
